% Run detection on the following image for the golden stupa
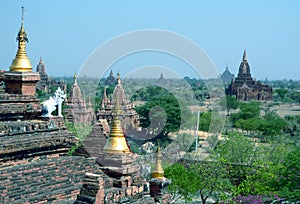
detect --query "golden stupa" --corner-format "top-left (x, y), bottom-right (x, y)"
top-left (10, 7), bottom-right (32, 72)
top-left (152, 141), bottom-right (165, 178)
top-left (103, 98), bottom-right (130, 153)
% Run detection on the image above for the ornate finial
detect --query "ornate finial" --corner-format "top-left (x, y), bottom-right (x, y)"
top-left (10, 6), bottom-right (32, 72)
top-left (22, 6), bottom-right (25, 22)
top-left (225, 65), bottom-right (229, 71)
top-left (117, 71), bottom-right (121, 85)
top-left (39, 56), bottom-right (43, 64)
top-left (74, 68), bottom-right (77, 82)
top-left (152, 140), bottom-right (165, 179)
top-left (243, 49), bottom-right (247, 61)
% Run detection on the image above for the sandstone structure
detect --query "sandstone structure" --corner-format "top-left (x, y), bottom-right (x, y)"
top-left (226, 50), bottom-right (273, 101)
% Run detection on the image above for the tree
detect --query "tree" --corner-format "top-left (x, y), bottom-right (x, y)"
top-left (165, 160), bottom-right (232, 204)
top-left (135, 94), bottom-right (183, 139)
top-left (220, 95), bottom-right (238, 115)
top-left (230, 101), bottom-right (260, 125)
top-left (165, 163), bottom-right (200, 203)
top-left (190, 159), bottom-right (233, 204)
top-left (235, 118), bottom-right (259, 135)
top-left (216, 132), bottom-right (258, 186)
top-left (276, 146), bottom-right (300, 201)
top-left (275, 88), bottom-right (288, 100)
top-left (257, 111), bottom-right (287, 137)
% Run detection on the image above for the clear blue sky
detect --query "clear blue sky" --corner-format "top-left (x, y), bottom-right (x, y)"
top-left (0, 1), bottom-right (299, 80)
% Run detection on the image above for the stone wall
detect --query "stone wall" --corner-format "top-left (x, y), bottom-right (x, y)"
top-left (0, 156), bottom-right (100, 203)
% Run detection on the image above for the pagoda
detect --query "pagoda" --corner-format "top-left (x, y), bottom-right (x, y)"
top-left (226, 50), bottom-right (272, 101)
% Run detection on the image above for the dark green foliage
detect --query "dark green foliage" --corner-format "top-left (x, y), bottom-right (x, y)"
top-left (230, 101), bottom-right (260, 124)
top-left (275, 88), bottom-right (289, 100)
top-left (257, 111), bottom-right (287, 136)
top-left (135, 92), bottom-right (182, 137)
top-left (131, 85), bottom-right (170, 101)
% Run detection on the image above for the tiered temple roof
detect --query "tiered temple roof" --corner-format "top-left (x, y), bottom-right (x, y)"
top-left (226, 50), bottom-right (272, 101)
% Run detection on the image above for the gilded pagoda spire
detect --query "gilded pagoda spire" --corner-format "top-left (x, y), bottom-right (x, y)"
top-left (152, 141), bottom-right (165, 179)
top-left (74, 72), bottom-right (77, 84)
top-left (117, 71), bottom-right (121, 86)
top-left (10, 7), bottom-right (32, 72)
top-left (103, 98), bottom-right (130, 153)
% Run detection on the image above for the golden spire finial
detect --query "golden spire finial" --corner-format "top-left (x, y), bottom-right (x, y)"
top-left (74, 68), bottom-right (77, 82)
top-left (103, 98), bottom-right (130, 153)
top-left (117, 71), bottom-right (122, 85)
top-left (152, 140), bottom-right (165, 179)
top-left (10, 6), bottom-right (32, 72)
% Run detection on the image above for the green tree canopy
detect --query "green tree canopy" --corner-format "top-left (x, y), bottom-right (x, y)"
top-left (135, 94), bottom-right (185, 138)
top-left (165, 163), bottom-right (200, 203)
top-left (230, 101), bottom-right (260, 125)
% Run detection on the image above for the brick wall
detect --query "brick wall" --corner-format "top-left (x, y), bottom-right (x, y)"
top-left (0, 156), bottom-right (100, 203)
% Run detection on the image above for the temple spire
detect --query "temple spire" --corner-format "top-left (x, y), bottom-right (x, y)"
top-left (39, 56), bottom-right (43, 64)
top-left (74, 69), bottom-right (77, 84)
top-left (10, 6), bottom-right (32, 72)
top-left (152, 141), bottom-right (165, 179)
top-left (109, 69), bottom-right (114, 77)
top-left (243, 49), bottom-right (247, 62)
top-left (103, 98), bottom-right (130, 153)
top-left (117, 71), bottom-right (121, 86)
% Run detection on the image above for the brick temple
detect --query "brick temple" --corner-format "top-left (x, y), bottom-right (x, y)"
top-left (226, 50), bottom-right (273, 101)
top-left (0, 7), bottom-right (170, 204)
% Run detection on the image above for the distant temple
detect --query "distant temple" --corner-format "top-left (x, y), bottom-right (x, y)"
top-left (104, 69), bottom-right (117, 86)
top-left (226, 50), bottom-right (272, 101)
top-left (36, 57), bottom-right (66, 93)
top-left (36, 57), bottom-right (49, 91)
top-left (64, 74), bottom-right (95, 125)
top-left (97, 72), bottom-right (139, 129)
top-left (221, 65), bottom-right (234, 85)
